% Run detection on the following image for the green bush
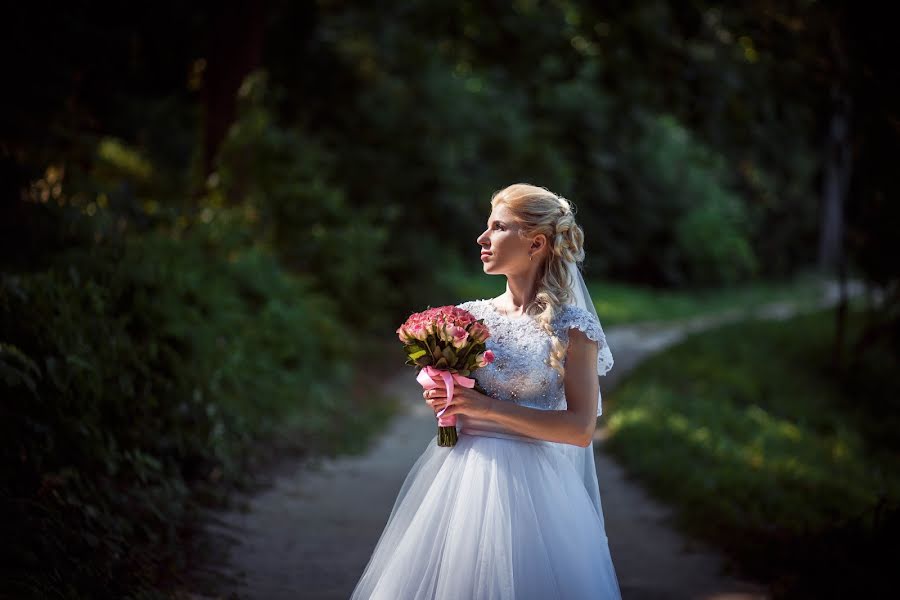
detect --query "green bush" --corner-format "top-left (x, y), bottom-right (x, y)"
top-left (0, 220), bottom-right (365, 598)
top-left (631, 113), bottom-right (759, 285)
top-left (213, 69), bottom-right (393, 331)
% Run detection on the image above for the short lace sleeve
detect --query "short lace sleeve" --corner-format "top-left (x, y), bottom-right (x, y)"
top-left (555, 305), bottom-right (614, 417)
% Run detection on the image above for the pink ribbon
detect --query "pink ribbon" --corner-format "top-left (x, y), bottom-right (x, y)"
top-left (416, 365), bottom-right (475, 427)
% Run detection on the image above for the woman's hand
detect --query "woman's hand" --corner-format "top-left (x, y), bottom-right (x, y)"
top-left (422, 381), bottom-right (493, 418)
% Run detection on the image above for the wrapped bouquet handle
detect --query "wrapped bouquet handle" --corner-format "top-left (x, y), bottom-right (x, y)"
top-left (416, 365), bottom-right (476, 446)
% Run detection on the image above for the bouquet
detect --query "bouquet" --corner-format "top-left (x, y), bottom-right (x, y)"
top-left (396, 305), bottom-right (495, 446)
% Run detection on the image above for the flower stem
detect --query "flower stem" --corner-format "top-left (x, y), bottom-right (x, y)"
top-left (437, 425), bottom-right (458, 447)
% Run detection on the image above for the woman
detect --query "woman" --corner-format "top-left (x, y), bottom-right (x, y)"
top-left (351, 183), bottom-right (622, 599)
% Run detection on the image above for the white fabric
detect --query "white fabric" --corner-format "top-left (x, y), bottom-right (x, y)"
top-left (350, 431), bottom-right (622, 599)
top-left (564, 257), bottom-right (614, 379)
top-left (350, 274), bottom-right (622, 598)
top-left (559, 257), bottom-right (617, 582)
top-left (468, 299), bottom-right (608, 417)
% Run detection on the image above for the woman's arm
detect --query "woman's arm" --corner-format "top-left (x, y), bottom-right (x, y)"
top-left (431, 328), bottom-right (600, 447)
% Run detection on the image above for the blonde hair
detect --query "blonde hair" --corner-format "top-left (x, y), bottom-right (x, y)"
top-left (490, 183), bottom-right (586, 378)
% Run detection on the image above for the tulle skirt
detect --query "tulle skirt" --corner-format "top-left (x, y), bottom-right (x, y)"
top-left (350, 426), bottom-right (622, 599)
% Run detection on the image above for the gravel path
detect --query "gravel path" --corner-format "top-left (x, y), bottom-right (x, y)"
top-left (180, 279), bottom-right (862, 600)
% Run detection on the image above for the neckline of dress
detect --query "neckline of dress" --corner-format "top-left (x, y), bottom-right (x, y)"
top-left (483, 298), bottom-right (535, 323)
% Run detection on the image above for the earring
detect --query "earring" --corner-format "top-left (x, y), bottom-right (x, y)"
top-left (529, 254), bottom-right (533, 261)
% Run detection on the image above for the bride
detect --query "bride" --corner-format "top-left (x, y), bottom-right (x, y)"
top-left (351, 183), bottom-right (622, 599)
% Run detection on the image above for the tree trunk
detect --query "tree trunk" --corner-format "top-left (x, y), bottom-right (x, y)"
top-left (818, 91), bottom-right (851, 273)
top-left (821, 24), bottom-right (852, 374)
top-left (200, 0), bottom-right (267, 200)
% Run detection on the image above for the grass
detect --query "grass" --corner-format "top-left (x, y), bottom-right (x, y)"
top-left (585, 270), bottom-right (830, 325)
top-left (601, 305), bottom-right (900, 599)
top-left (447, 267), bottom-right (831, 326)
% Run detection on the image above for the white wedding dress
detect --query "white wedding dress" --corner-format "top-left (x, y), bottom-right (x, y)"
top-left (351, 299), bottom-right (622, 599)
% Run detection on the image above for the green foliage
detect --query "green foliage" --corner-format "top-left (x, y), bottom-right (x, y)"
top-left (603, 307), bottom-right (899, 596)
top-left (621, 113), bottom-right (759, 285)
top-left (213, 69), bottom-right (393, 331)
top-left (0, 221), bottom-right (376, 598)
top-left (333, 51), bottom-right (556, 303)
top-left (401, 324), bottom-right (489, 376)
top-left (5, 0), bottom-right (884, 295)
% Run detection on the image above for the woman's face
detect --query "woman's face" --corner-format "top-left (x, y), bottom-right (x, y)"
top-left (476, 204), bottom-right (545, 275)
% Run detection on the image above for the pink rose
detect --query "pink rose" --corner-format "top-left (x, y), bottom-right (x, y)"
top-left (468, 321), bottom-right (490, 344)
top-left (450, 325), bottom-right (469, 349)
top-left (397, 325), bottom-right (413, 344)
top-left (475, 350), bottom-right (495, 368)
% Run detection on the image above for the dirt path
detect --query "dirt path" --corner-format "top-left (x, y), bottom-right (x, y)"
top-left (180, 279), bottom-right (862, 600)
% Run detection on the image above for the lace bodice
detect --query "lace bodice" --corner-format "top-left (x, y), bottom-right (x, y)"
top-left (455, 298), bottom-right (612, 420)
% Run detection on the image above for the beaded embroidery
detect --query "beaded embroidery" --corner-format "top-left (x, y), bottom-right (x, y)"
top-left (455, 298), bottom-right (611, 417)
